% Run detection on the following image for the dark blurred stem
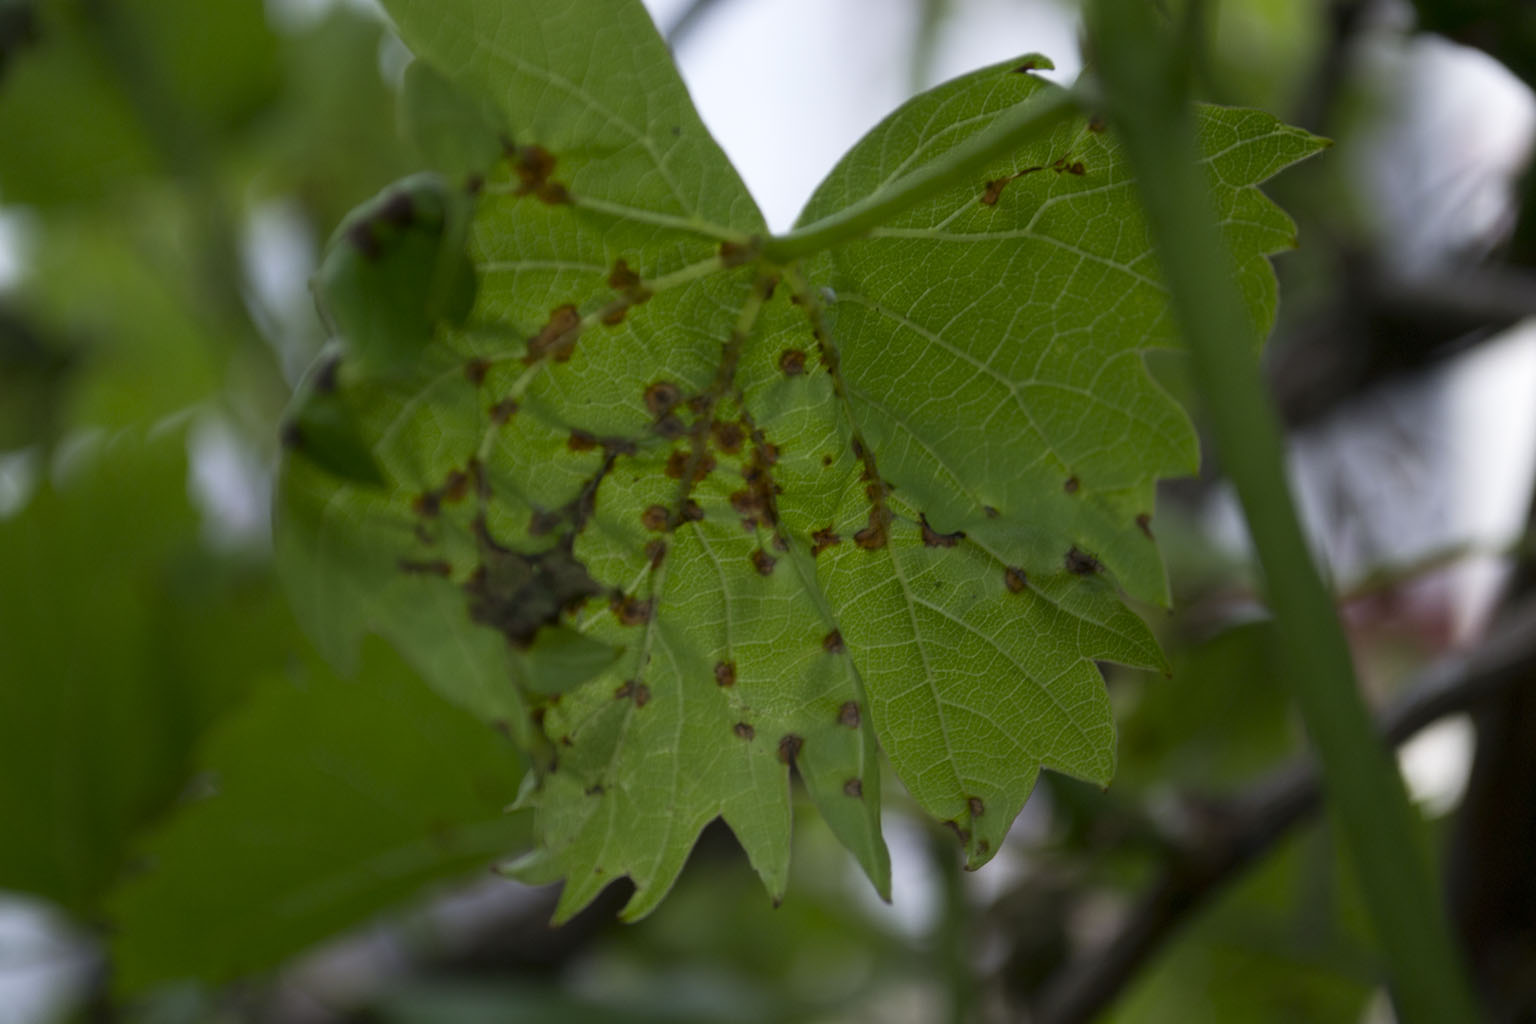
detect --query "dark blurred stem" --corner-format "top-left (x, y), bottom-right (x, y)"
top-left (1032, 593), bottom-right (1536, 1024)
top-left (77, 0), bottom-right (286, 414)
top-left (928, 825), bottom-right (976, 1024)
top-left (1086, 1), bottom-right (1478, 1019)
top-left (908, 0), bottom-right (951, 95)
top-left (664, 0), bottom-right (730, 48)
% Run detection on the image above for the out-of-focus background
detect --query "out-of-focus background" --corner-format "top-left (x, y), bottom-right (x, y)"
top-left (3, 0), bottom-right (1535, 1021)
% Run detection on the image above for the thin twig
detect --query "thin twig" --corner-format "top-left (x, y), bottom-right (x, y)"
top-left (1030, 594), bottom-right (1536, 1024)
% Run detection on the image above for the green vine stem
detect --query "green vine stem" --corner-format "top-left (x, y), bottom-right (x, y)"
top-left (760, 84), bottom-right (1079, 263)
top-left (1083, 1), bottom-right (1479, 1020)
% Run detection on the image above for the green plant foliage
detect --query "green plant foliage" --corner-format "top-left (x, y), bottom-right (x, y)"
top-left (110, 638), bottom-right (529, 993)
top-left (0, 0), bottom-right (276, 205)
top-left (277, 0), bottom-right (1321, 921)
top-left (0, 435), bottom-right (282, 917)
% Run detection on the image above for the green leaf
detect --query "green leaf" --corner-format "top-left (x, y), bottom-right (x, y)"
top-left (109, 639), bottom-right (529, 993)
top-left (400, 59), bottom-right (505, 179)
top-left (314, 172), bottom-right (479, 376)
top-left (278, 0), bottom-right (1321, 920)
top-left (0, 434), bottom-right (279, 917)
top-left (0, 0), bottom-right (276, 205)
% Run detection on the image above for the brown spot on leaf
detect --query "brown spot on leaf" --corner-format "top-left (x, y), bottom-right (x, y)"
top-left (854, 509), bottom-right (889, 550)
top-left (1136, 512), bottom-right (1154, 539)
top-left (600, 304), bottom-right (628, 327)
top-left (665, 450), bottom-right (689, 479)
top-left (719, 239), bottom-right (756, 268)
top-left (614, 680), bottom-right (635, 700)
top-left (612, 594), bottom-right (653, 626)
top-left (490, 398), bottom-right (519, 425)
top-left (525, 304), bottom-right (582, 363)
top-left (641, 505), bottom-right (670, 531)
top-left (1088, 116), bottom-right (1107, 133)
top-left (750, 548), bottom-right (776, 576)
top-left (981, 178), bottom-right (1010, 206)
top-left (314, 356), bottom-right (341, 395)
top-left (608, 259), bottom-right (642, 291)
top-left (920, 514), bottom-right (964, 548)
top-left (1004, 567), bottom-right (1028, 593)
top-left (681, 499), bottom-right (705, 522)
top-left (345, 220), bottom-right (381, 260)
top-left (1065, 547), bottom-right (1101, 575)
top-left (730, 488), bottom-right (765, 525)
top-left (440, 469), bottom-right (471, 504)
top-left (654, 414), bottom-right (687, 440)
top-left (714, 660), bottom-right (736, 687)
top-left (943, 820), bottom-right (972, 844)
top-left (712, 420), bottom-right (745, 454)
top-left (644, 539), bottom-right (667, 567)
top-left (844, 778), bottom-right (864, 798)
top-left (567, 430), bottom-right (599, 453)
top-left (984, 505), bottom-right (1000, 518)
top-left (778, 349), bottom-right (806, 376)
top-left (527, 507), bottom-right (564, 536)
top-left (644, 380), bottom-right (682, 418)
top-left (512, 144), bottom-right (568, 203)
top-left (824, 630), bottom-right (846, 654)
top-left (777, 734), bottom-right (803, 764)
top-left (734, 722), bottom-right (755, 740)
top-left (1064, 475), bottom-right (1080, 494)
top-left (1013, 58), bottom-right (1040, 72)
top-left (413, 492), bottom-right (441, 518)
top-left (632, 683), bottom-right (651, 707)
top-left (968, 796), bottom-right (985, 818)
top-left (838, 701), bottom-right (860, 727)
top-left (811, 527), bottom-right (841, 556)
top-left (585, 783), bottom-right (605, 796)
top-left (465, 357), bottom-right (491, 386)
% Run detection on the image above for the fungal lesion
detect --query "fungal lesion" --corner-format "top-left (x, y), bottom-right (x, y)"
top-left (980, 152), bottom-right (1089, 207)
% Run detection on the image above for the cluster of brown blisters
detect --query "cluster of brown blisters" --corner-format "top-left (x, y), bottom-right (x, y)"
top-left (1004, 566), bottom-right (1028, 593)
top-left (837, 701), bottom-right (860, 727)
top-left (850, 439), bottom-right (892, 551)
top-left (843, 778), bottom-right (864, 798)
top-left (919, 513), bottom-right (964, 548)
top-left (823, 630), bottom-right (846, 654)
top-left (461, 515), bottom-right (605, 648)
top-left (1065, 546), bottom-right (1102, 575)
top-left (981, 154), bottom-right (1088, 207)
top-left (714, 660), bottom-right (736, 687)
top-left (509, 143), bottom-right (571, 205)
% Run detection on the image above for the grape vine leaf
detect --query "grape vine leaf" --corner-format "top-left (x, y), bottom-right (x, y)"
top-left (276, 0), bottom-right (1323, 921)
top-left (110, 639), bottom-right (529, 992)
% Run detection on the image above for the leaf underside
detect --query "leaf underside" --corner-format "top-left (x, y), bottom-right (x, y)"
top-left (277, 0), bottom-right (1323, 920)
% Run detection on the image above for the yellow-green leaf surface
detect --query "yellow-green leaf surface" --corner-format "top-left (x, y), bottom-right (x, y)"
top-left (277, 0), bottom-right (1322, 920)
